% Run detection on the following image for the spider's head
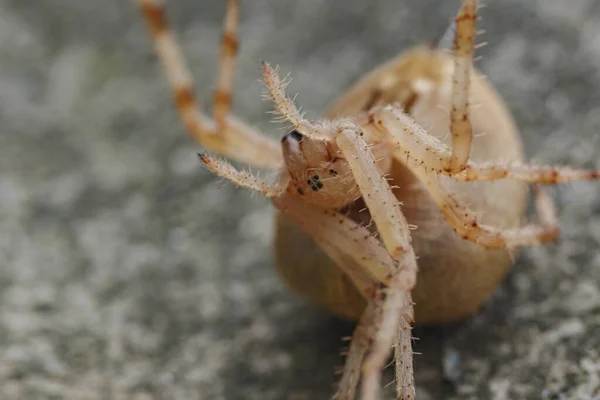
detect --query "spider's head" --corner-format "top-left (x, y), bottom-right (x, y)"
top-left (280, 130), bottom-right (359, 207)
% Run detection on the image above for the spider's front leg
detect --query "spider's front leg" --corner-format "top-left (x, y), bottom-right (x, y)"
top-left (136, 0), bottom-right (282, 168)
top-left (334, 127), bottom-right (418, 400)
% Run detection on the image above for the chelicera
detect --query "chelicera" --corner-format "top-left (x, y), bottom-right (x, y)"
top-left (135, 0), bottom-right (600, 398)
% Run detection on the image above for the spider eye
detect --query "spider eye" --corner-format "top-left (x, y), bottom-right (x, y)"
top-left (281, 130), bottom-right (304, 142)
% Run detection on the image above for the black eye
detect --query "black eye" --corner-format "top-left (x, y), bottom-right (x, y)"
top-left (284, 129), bottom-right (303, 142)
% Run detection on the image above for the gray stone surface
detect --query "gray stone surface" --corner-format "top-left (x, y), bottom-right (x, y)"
top-left (1, 0), bottom-right (599, 399)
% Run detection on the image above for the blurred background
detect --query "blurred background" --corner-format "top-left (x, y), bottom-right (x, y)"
top-left (1, 0), bottom-right (600, 399)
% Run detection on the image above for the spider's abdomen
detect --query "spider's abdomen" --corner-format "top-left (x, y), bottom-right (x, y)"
top-left (274, 48), bottom-right (528, 324)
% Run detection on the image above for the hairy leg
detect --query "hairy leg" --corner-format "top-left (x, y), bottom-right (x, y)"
top-left (198, 154), bottom-right (289, 197)
top-left (333, 280), bottom-right (415, 400)
top-left (273, 194), bottom-right (394, 292)
top-left (136, 0), bottom-right (281, 168)
top-left (394, 292), bottom-right (415, 400)
top-left (335, 128), bottom-right (414, 264)
top-left (333, 129), bottom-right (419, 400)
top-left (360, 279), bottom-right (414, 400)
top-left (261, 62), bottom-right (344, 140)
top-left (334, 302), bottom-right (378, 400)
top-left (368, 105), bottom-right (600, 183)
top-left (411, 166), bottom-right (560, 248)
top-left (448, 0), bottom-right (476, 172)
top-left (460, 162), bottom-right (600, 183)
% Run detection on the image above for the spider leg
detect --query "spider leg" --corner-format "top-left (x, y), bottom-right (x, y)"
top-left (448, 0), bottom-right (477, 172)
top-left (411, 166), bottom-right (560, 248)
top-left (273, 194), bottom-right (389, 400)
top-left (459, 162), bottom-right (600, 183)
top-left (213, 0), bottom-right (239, 133)
top-left (394, 292), bottom-right (415, 400)
top-left (333, 284), bottom-right (415, 400)
top-left (333, 127), bottom-right (419, 400)
top-left (368, 105), bottom-right (600, 184)
top-left (335, 128), bottom-right (416, 264)
top-left (198, 154), bottom-right (289, 197)
top-left (333, 302), bottom-right (377, 400)
top-left (261, 62), bottom-right (343, 140)
top-left (361, 280), bottom-right (415, 400)
top-left (273, 194), bottom-right (417, 400)
top-left (136, 0), bottom-right (282, 168)
top-left (273, 194), bottom-right (394, 293)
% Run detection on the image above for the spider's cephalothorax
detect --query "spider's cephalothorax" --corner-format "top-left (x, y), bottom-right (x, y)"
top-left (136, 0), bottom-right (600, 398)
top-left (281, 129), bottom-right (357, 206)
top-left (281, 129), bottom-right (392, 208)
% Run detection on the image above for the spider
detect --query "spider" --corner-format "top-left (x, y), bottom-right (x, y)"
top-left (135, 0), bottom-right (600, 398)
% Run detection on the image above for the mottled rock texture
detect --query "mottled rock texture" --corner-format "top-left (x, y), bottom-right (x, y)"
top-left (1, 0), bottom-right (599, 399)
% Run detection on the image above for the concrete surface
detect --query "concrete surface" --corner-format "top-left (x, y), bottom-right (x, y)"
top-left (0, 0), bottom-right (599, 399)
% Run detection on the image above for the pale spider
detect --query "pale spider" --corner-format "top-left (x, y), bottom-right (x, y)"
top-left (135, 0), bottom-right (600, 398)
